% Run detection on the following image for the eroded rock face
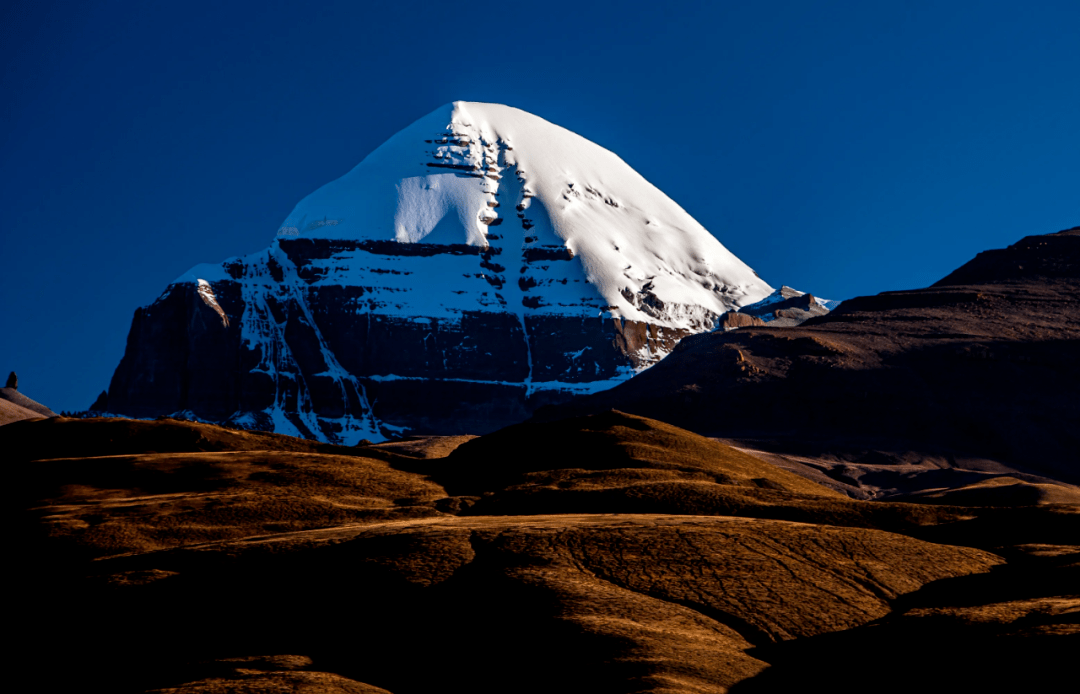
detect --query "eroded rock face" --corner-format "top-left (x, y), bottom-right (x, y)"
top-left (102, 252), bottom-right (706, 441)
top-left (718, 311), bottom-right (767, 330)
top-left (100, 103), bottom-right (773, 441)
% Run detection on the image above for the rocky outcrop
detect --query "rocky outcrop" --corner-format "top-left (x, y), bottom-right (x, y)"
top-left (718, 312), bottom-right (767, 331)
top-left (733, 285), bottom-right (835, 327)
top-left (89, 390), bottom-right (108, 411)
top-left (103, 254), bottom-right (717, 441)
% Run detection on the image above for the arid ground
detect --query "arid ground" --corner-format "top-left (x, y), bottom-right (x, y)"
top-left (8, 412), bottom-right (1077, 693)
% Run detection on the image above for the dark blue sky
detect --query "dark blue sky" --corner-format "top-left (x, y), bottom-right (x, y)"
top-left (2, 0), bottom-right (1077, 412)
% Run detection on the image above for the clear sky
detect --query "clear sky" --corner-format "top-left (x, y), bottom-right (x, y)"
top-left (2, 0), bottom-right (1077, 412)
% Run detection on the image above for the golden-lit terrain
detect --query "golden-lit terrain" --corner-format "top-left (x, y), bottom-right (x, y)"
top-left (8, 412), bottom-right (1077, 693)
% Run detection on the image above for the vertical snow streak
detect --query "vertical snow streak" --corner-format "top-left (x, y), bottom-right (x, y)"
top-left (518, 313), bottom-right (534, 397)
top-left (274, 245), bottom-right (385, 444)
top-left (237, 255), bottom-right (317, 439)
top-left (487, 140), bottom-right (535, 397)
top-left (292, 288), bottom-right (383, 441)
top-left (235, 248), bottom-right (385, 443)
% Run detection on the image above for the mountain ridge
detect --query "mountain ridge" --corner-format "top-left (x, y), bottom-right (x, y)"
top-left (534, 226), bottom-right (1080, 495)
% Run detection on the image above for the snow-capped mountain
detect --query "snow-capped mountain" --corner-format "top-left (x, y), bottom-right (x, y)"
top-left (101, 102), bottom-right (772, 442)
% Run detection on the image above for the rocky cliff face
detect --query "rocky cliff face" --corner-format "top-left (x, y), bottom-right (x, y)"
top-left (102, 102), bottom-right (772, 442)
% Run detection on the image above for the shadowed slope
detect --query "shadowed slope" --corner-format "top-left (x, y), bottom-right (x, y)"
top-left (28, 515), bottom-right (1000, 693)
top-left (441, 409), bottom-right (843, 497)
top-left (6, 417), bottom-right (459, 561)
top-left (730, 542), bottom-right (1079, 694)
top-left (20, 450), bottom-right (448, 559)
top-left (536, 228), bottom-right (1080, 495)
top-left (2, 416), bottom-right (358, 463)
top-left (434, 410), bottom-right (1006, 535)
top-left (14, 411), bottom-right (1059, 564)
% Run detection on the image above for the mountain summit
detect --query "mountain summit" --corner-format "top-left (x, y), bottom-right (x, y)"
top-left (102, 102), bottom-right (772, 442)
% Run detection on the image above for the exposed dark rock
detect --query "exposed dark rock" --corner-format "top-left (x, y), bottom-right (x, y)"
top-left (90, 390), bottom-right (109, 411)
top-left (735, 287), bottom-right (832, 327)
top-left (934, 226), bottom-right (1080, 286)
top-left (5, 371), bottom-right (16, 389)
top-left (522, 245), bottom-right (574, 262)
top-left (104, 267), bottom-right (702, 440)
top-left (103, 209), bottom-right (740, 441)
top-left (610, 317), bottom-right (694, 369)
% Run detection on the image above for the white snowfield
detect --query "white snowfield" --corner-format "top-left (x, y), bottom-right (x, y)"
top-left (262, 101), bottom-right (772, 329)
